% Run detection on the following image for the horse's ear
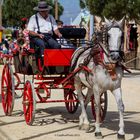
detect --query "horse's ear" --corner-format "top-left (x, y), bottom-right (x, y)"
top-left (118, 16), bottom-right (125, 27)
top-left (104, 16), bottom-right (110, 24)
top-left (104, 16), bottom-right (112, 27)
top-left (95, 16), bottom-right (102, 24)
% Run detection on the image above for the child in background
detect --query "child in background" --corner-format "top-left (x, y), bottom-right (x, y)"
top-left (7, 18), bottom-right (30, 54)
top-left (20, 18), bottom-right (30, 49)
top-left (56, 20), bottom-right (64, 28)
top-left (16, 18), bottom-right (30, 63)
top-left (1, 36), bottom-right (13, 54)
top-left (1, 43), bottom-right (8, 54)
top-left (56, 20), bottom-right (75, 48)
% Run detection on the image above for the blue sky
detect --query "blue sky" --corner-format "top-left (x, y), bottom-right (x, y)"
top-left (59, 0), bottom-right (81, 25)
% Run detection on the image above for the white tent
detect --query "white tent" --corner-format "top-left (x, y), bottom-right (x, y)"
top-left (71, 9), bottom-right (94, 40)
top-left (71, 9), bottom-right (90, 27)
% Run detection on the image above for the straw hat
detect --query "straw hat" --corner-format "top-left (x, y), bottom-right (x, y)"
top-left (33, 1), bottom-right (52, 11)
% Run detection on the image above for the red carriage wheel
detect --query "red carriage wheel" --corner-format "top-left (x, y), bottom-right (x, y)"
top-left (64, 89), bottom-right (79, 113)
top-left (1, 64), bottom-right (15, 116)
top-left (14, 73), bottom-right (22, 98)
top-left (23, 80), bottom-right (36, 125)
top-left (91, 92), bottom-right (108, 122)
top-left (14, 73), bottom-right (20, 89)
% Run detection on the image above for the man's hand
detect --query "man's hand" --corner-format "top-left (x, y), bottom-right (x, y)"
top-left (58, 33), bottom-right (62, 38)
top-left (38, 34), bottom-right (44, 39)
top-left (28, 31), bottom-right (44, 39)
top-left (54, 29), bottom-right (62, 38)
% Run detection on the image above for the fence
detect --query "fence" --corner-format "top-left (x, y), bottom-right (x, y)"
top-left (125, 51), bottom-right (140, 70)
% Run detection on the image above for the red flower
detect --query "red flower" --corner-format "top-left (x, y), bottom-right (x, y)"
top-left (21, 18), bottom-right (28, 22)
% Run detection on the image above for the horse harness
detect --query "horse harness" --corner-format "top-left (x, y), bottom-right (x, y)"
top-left (71, 22), bottom-right (130, 81)
top-left (82, 40), bottom-right (123, 81)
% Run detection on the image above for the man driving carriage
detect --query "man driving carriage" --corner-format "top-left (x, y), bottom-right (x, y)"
top-left (27, 1), bottom-right (62, 58)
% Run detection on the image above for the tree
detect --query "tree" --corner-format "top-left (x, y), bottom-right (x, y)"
top-left (84, 0), bottom-right (140, 22)
top-left (80, 0), bottom-right (86, 9)
top-left (2, 0), bottom-right (63, 26)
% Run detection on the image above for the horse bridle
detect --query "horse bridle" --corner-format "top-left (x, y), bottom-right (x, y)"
top-left (104, 23), bottom-right (124, 61)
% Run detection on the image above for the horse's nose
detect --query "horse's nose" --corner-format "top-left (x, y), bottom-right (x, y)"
top-left (110, 52), bottom-right (120, 61)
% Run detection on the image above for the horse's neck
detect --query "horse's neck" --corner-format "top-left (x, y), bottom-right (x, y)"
top-left (71, 47), bottom-right (90, 63)
top-left (70, 47), bottom-right (92, 71)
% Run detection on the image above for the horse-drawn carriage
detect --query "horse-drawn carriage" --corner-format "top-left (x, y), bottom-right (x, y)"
top-left (1, 17), bottom-right (128, 139)
top-left (1, 27), bottom-right (107, 125)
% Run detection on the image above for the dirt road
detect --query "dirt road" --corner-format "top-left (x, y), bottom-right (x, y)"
top-left (0, 68), bottom-right (140, 140)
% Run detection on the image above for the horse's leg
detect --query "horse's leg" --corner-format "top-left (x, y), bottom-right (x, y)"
top-left (84, 88), bottom-right (92, 108)
top-left (93, 85), bottom-right (103, 139)
top-left (112, 88), bottom-right (125, 140)
top-left (74, 80), bottom-right (90, 131)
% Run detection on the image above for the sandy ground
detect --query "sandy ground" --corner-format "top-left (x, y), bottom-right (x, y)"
top-left (0, 65), bottom-right (140, 140)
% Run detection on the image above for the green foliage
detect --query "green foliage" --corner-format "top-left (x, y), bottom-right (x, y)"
top-left (2, 0), bottom-right (63, 26)
top-left (3, 29), bottom-right (12, 35)
top-left (85, 0), bottom-right (140, 22)
top-left (49, 0), bottom-right (64, 19)
top-left (87, 0), bottom-right (106, 16)
top-left (80, 0), bottom-right (86, 9)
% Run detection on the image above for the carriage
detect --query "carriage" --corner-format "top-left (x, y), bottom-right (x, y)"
top-left (0, 27), bottom-right (107, 125)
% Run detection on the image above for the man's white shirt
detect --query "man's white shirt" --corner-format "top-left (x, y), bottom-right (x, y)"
top-left (27, 13), bottom-right (58, 34)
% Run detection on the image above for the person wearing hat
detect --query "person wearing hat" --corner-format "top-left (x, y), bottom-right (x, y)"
top-left (27, 1), bottom-right (62, 58)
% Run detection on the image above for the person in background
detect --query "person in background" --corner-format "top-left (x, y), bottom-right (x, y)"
top-left (20, 18), bottom-right (30, 49)
top-left (0, 35), bottom-right (13, 54)
top-left (11, 18), bottom-right (29, 54)
top-left (27, 1), bottom-right (62, 58)
top-left (56, 20), bottom-right (63, 28)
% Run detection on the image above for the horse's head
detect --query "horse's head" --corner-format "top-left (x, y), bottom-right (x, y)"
top-left (104, 17), bottom-right (124, 62)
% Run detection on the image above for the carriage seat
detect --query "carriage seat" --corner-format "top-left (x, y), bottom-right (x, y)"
top-left (58, 28), bottom-right (86, 39)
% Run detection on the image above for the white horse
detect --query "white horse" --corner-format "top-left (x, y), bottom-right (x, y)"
top-left (71, 18), bottom-right (125, 139)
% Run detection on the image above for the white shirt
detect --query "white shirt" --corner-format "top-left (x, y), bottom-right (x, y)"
top-left (27, 13), bottom-right (58, 34)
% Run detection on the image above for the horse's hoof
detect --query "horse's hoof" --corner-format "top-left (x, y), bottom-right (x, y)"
top-left (85, 125), bottom-right (90, 133)
top-left (117, 133), bottom-right (125, 140)
top-left (79, 124), bottom-right (90, 132)
top-left (95, 132), bottom-right (103, 139)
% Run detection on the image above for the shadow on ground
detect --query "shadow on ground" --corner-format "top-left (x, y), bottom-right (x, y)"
top-left (3, 106), bottom-right (138, 140)
top-left (103, 111), bottom-right (140, 140)
top-left (0, 105), bottom-right (140, 140)
top-left (123, 71), bottom-right (140, 78)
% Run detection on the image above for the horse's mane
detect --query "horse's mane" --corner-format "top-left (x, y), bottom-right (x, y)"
top-left (70, 46), bottom-right (92, 72)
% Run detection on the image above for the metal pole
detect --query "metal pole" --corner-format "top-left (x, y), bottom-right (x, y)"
top-left (0, 0), bottom-right (3, 26)
top-left (90, 15), bottom-right (94, 40)
top-left (0, 5), bottom-right (2, 26)
top-left (55, 0), bottom-right (58, 20)
top-left (124, 19), bottom-right (127, 52)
